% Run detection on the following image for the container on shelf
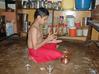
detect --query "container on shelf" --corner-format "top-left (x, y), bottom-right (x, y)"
top-left (53, 2), bottom-right (58, 10)
top-left (75, 22), bottom-right (81, 29)
top-left (75, 0), bottom-right (91, 10)
top-left (57, 1), bottom-right (62, 10)
top-left (77, 28), bottom-right (83, 36)
top-left (31, 1), bottom-right (36, 8)
top-left (82, 28), bottom-right (88, 36)
top-left (44, 1), bottom-right (48, 8)
top-left (6, 21), bottom-right (14, 36)
top-left (47, 1), bottom-right (52, 9)
top-left (69, 27), bottom-right (76, 37)
top-left (66, 15), bottom-right (75, 28)
top-left (39, 0), bottom-right (45, 8)
top-left (23, 1), bottom-right (27, 8)
top-left (36, 0), bottom-right (40, 8)
top-left (61, 0), bottom-right (74, 10)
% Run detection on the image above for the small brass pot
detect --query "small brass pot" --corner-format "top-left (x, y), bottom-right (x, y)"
top-left (61, 50), bottom-right (70, 64)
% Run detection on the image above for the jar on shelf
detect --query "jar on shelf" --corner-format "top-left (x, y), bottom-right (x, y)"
top-left (82, 28), bottom-right (88, 36)
top-left (57, 1), bottom-right (62, 10)
top-left (23, 1), bottom-right (27, 8)
top-left (47, 1), bottom-right (52, 9)
top-left (77, 28), bottom-right (83, 36)
top-left (26, 1), bottom-right (30, 8)
top-left (39, 0), bottom-right (44, 8)
top-left (44, 1), bottom-right (48, 8)
top-left (36, 0), bottom-right (40, 8)
top-left (52, 2), bottom-right (58, 10)
top-left (75, 22), bottom-right (81, 29)
top-left (31, 1), bottom-right (36, 8)
top-left (66, 15), bottom-right (75, 28)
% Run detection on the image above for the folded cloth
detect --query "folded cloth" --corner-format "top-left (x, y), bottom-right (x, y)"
top-left (28, 43), bottom-right (63, 63)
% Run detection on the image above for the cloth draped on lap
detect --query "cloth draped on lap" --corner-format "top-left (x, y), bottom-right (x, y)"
top-left (28, 43), bottom-right (63, 63)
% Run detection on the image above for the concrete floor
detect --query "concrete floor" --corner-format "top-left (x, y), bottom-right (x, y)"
top-left (0, 37), bottom-right (99, 74)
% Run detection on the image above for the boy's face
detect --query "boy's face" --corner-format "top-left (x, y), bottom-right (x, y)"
top-left (40, 16), bottom-right (48, 25)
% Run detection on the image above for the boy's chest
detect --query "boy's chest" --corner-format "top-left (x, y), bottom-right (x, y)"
top-left (37, 31), bottom-right (43, 41)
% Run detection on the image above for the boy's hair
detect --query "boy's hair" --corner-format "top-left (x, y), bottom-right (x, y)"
top-left (34, 7), bottom-right (49, 19)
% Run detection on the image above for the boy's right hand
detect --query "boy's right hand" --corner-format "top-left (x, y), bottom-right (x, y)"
top-left (46, 34), bottom-right (57, 42)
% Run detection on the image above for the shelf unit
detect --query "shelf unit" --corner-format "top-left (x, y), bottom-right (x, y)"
top-left (15, 0), bottom-right (91, 41)
top-left (52, 10), bottom-right (91, 41)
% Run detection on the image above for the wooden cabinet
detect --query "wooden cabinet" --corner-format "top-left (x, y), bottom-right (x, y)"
top-left (91, 28), bottom-right (99, 40)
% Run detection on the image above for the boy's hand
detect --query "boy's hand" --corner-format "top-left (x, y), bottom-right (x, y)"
top-left (46, 34), bottom-right (57, 42)
top-left (49, 39), bottom-right (62, 43)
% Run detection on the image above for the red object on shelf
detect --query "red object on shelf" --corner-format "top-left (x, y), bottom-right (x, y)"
top-left (69, 28), bottom-right (77, 37)
top-left (75, 22), bottom-right (81, 28)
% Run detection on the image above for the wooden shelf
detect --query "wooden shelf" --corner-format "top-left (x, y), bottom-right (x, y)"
top-left (17, 8), bottom-right (36, 10)
top-left (58, 36), bottom-right (86, 41)
top-left (17, 8), bottom-right (53, 14)
top-left (19, 32), bottom-right (87, 41)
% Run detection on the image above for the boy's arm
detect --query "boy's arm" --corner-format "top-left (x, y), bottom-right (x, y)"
top-left (30, 28), bottom-right (48, 49)
top-left (48, 39), bottom-right (62, 43)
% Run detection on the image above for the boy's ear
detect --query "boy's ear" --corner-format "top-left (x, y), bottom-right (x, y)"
top-left (37, 15), bottom-right (41, 19)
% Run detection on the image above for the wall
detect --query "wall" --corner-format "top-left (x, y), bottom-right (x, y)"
top-left (0, 12), bottom-right (17, 34)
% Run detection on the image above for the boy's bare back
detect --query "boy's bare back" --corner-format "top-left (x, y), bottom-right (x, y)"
top-left (28, 25), bottom-right (43, 49)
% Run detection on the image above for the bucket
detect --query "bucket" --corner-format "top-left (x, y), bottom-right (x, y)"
top-left (75, 0), bottom-right (91, 10)
top-left (62, 0), bottom-right (74, 10)
top-left (69, 27), bottom-right (76, 37)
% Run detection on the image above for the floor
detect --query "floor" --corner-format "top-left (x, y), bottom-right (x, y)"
top-left (0, 36), bottom-right (99, 74)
